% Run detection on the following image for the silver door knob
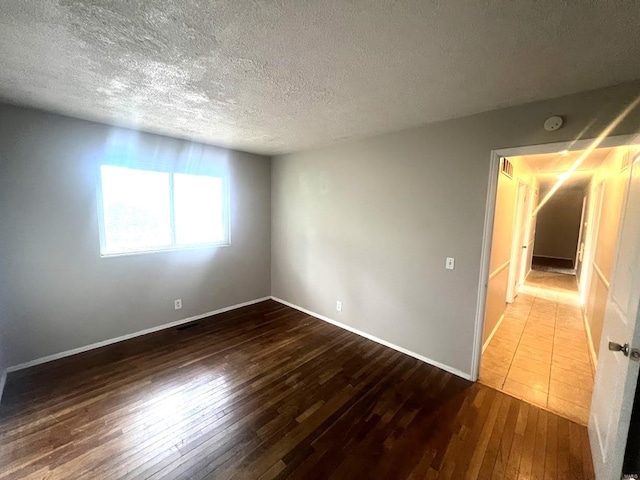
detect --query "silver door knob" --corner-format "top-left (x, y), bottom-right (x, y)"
top-left (609, 342), bottom-right (630, 356)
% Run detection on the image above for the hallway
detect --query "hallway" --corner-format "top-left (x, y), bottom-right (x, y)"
top-left (479, 270), bottom-right (595, 425)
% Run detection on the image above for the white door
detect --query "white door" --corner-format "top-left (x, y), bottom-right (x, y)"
top-left (590, 151), bottom-right (640, 479)
top-left (575, 195), bottom-right (587, 278)
top-left (507, 182), bottom-right (528, 302)
top-left (518, 186), bottom-right (533, 287)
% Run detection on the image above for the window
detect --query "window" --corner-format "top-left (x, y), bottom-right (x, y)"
top-left (98, 165), bottom-right (229, 256)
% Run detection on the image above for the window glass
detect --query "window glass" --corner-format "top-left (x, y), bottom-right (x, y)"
top-left (98, 165), bottom-right (228, 256)
top-left (174, 173), bottom-right (225, 245)
top-left (100, 165), bottom-right (172, 254)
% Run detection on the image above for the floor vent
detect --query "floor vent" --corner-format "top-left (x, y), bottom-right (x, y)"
top-left (176, 322), bottom-right (201, 331)
top-left (500, 157), bottom-right (514, 179)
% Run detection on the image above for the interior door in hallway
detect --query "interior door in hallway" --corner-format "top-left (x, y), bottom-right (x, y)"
top-left (575, 195), bottom-right (587, 280)
top-left (508, 181), bottom-right (529, 302)
top-left (590, 150), bottom-right (640, 479)
top-left (518, 185), bottom-right (534, 288)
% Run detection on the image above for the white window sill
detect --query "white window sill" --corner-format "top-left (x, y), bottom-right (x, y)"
top-left (100, 242), bottom-right (231, 258)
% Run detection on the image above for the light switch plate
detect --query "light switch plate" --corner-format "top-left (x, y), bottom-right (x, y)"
top-left (446, 257), bottom-right (455, 270)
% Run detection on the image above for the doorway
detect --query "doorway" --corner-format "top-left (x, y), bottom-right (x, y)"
top-left (530, 182), bottom-right (586, 276)
top-left (475, 140), bottom-right (637, 427)
top-left (473, 136), bottom-right (640, 477)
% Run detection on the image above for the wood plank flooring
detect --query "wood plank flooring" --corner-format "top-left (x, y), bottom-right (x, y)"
top-left (0, 300), bottom-right (595, 479)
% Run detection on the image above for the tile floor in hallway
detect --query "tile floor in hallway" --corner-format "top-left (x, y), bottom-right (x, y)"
top-left (479, 270), bottom-right (595, 425)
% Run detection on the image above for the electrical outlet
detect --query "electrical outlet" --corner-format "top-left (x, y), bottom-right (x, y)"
top-left (446, 257), bottom-right (455, 270)
top-left (336, 301), bottom-right (342, 312)
top-left (174, 299), bottom-right (182, 310)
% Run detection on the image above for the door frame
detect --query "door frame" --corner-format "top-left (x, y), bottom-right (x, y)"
top-left (471, 133), bottom-right (639, 382)
top-left (575, 195), bottom-right (587, 274)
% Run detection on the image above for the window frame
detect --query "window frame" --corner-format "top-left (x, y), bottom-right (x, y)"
top-left (96, 162), bottom-right (231, 258)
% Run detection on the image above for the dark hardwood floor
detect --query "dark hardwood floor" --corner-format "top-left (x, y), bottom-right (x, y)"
top-left (0, 300), bottom-right (595, 479)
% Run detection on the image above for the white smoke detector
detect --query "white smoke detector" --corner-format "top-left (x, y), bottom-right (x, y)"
top-left (544, 115), bottom-right (564, 131)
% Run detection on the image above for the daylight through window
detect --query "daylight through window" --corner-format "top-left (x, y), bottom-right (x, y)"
top-left (98, 165), bottom-right (228, 256)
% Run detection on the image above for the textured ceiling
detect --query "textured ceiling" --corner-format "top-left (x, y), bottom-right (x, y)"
top-left (1, 1), bottom-right (640, 154)
top-left (537, 171), bottom-right (594, 190)
top-left (523, 148), bottom-right (613, 174)
top-left (517, 147), bottom-right (614, 190)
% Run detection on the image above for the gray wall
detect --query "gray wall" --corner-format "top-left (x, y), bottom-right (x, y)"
top-left (533, 186), bottom-right (585, 263)
top-left (271, 81), bottom-right (640, 377)
top-left (0, 104), bottom-right (271, 370)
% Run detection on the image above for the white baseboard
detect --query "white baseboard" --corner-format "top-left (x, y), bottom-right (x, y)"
top-left (533, 255), bottom-right (574, 261)
top-left (3, 296), bottom-right (271, 375)
top-left (525, 267), bottom-right (532, 281)
top-left (270, 296), bottom-right (472, 381)
top-left (482, 313), bottom-right (505, 353)
top-left (582, 310), bottom-right (598, 374)
top-left (0, 371), bottom-right (6, 406)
